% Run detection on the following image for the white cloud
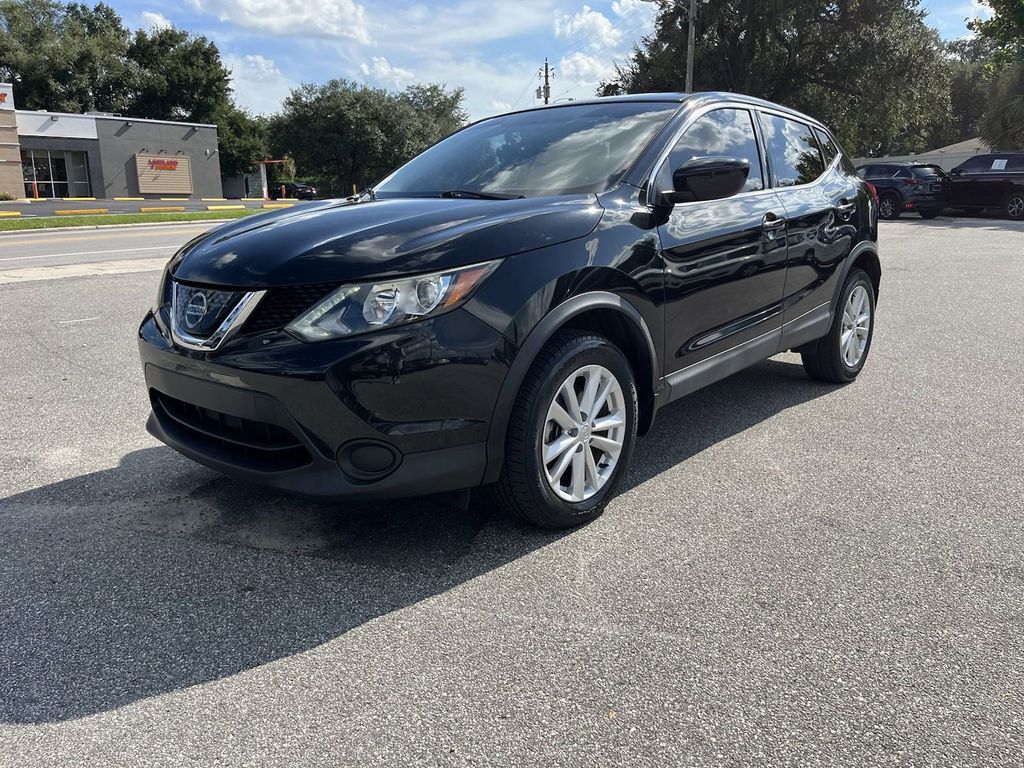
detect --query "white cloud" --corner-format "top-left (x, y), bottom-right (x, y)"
top-left (141, 11), bottom-right (172, 30)
top-left (489, 100), bottom-right (513, 114)
top-left (224, 54), bottom-right (298, 115)
top-left (611, 0), bottom-right (649, 18)
top-left (188, 0), bottom-right (372, 45)
top-left (554, 5), bottom-right (621, 50)
top-left (559, 51), bottom-right (607, 82)
top-left (360, 57), bottom-right (415, 88)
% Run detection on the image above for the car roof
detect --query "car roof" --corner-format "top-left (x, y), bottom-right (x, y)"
top-left (857, 161), bottom-right (940, 168)
top-left (502, 91), bottom-right (827, 131)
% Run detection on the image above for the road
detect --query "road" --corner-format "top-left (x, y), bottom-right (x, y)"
top-left (1, 217), bottom-right (1023, 766)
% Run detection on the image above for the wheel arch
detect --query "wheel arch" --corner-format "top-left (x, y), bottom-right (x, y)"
top-left (839, 241), bottom-right (881, 307)
top-left (482, 292), bottom-right (660, 484)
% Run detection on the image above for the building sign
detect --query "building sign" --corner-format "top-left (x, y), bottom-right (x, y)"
top-left (0, 83), bottom-right (15, 110)
top-left (136, 153), bottom-right (192, 195)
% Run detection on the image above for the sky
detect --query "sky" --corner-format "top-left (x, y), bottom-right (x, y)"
top-left (108, 0), bottom-right (993, 121)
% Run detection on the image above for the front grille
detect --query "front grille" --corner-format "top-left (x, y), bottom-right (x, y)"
top-left (152, 390), bottom-right (311, 471)
top-left (243, 283), bottom-right (340, 334)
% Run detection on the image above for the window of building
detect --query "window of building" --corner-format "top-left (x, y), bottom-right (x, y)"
top-left (21, 149), bottom-right (91, 198)
top-left (761, 114), bottom-right (825, 186)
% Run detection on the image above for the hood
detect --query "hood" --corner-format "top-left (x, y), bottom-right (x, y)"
top-left (172, 195), bottom-right (604, 288)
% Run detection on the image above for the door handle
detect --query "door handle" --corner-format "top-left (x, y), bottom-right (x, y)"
top-left (761, 213), bottom-right (786, 235)
top-left (836, 199), bottom-right (856, 218)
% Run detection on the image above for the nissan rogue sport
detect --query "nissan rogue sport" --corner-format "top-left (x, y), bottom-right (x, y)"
top-left (139, 93), bottom-right (880, 529)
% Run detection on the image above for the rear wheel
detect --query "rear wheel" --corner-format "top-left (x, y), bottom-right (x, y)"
top-left (878, 193), bottom-right (901, 220)
top-left (801, 269), bottom-right (875, 383)
top-left (1006, 192), bottom-right (1024, 220)
top-left (495, 330), bottom-right (637, 529)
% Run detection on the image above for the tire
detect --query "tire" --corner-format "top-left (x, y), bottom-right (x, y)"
top-left (494, 330), bottom-right (638, 529)
top-left (800, 269), bottom-right (876, 384)
top-left (919, 208), bottom-right (941, 219)
top-left (1005, 192), bottom-right (1024, 220)
top-left (878, 193), bottom-right (901, 220)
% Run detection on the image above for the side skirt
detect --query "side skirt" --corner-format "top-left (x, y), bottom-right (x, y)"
top-left (662, 302), bottom-right (831, 404)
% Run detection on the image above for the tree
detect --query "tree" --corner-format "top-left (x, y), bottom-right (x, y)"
top-left (214, 104), bottom-right (267, 176)
top-left (269, 80), bottom-right (466, 195)
top-left (970, 0), bottom-right (1024, 149)
top-left (600, 0), bottom-right (952, 156)
top-left (0, 0), bottom-right (135, 113)
top-left (125, 26), bottom-right (231, 123)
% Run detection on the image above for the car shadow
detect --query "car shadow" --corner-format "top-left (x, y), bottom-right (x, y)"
top-left (0, 357), bottom-right (834, 724)
top-left (887, 213), bottom-right (1024, 234)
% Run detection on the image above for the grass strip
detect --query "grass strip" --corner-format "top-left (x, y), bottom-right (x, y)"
top-left (0, 209), bottom-right (264, 232)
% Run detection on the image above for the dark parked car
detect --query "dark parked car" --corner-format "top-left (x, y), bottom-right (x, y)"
top-left (139, 93), bottom-right (880, 529)
top-left (948, 152), bottom-right (1024, 220)
top-left (269, 181), bottom-right (317, 200)
top-left (856, 162), bottom-right (949, 219)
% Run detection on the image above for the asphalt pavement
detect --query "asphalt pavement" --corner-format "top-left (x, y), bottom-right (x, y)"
top-left (1, 215), bottom-right (1022, 766)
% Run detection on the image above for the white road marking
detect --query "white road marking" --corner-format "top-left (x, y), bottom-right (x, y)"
top-left (0, 245), bottom-right (173, 263)
top-left (57, 317), bottom-right (101, 324)
top-left (0, 257), bottom-right (167, 284)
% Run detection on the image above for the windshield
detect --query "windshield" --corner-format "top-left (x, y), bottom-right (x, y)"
top-left (374, 102), bottom-right (678, 199)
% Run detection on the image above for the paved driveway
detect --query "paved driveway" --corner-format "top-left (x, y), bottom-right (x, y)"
top-left (1, 218), bottom-right (1022, 766)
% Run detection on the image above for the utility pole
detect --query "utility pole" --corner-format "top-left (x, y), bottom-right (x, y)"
top-left (536, 58), bottom-right (554, 104)
top-left (641, 0), bottom-right (702, 92)
top-left (685, 0), bottom-right (696, 92)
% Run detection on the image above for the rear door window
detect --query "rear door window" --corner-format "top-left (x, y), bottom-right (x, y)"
top-left (813, 127), bottom-right (838, 166)
top-left (761, 114), bottom-right (824, 186)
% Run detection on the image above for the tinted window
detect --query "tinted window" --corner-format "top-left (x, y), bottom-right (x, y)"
top-left (1008, 156), bottom-right (1024, 171)
top-left (956, 156), bottom-right (994, 173)
top-left (813, 127), bottom-right (838, 165)
top-left (910, 165), bottom-right (946, 178)
top-left (656, 108), bottom-right (765, 194)
top-left (761, 114), bottom-right (825, 186)
top-left (376, 102), bottom-right (677, 198)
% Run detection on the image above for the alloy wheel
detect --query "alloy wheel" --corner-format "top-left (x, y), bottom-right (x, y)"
top-left (1007, 195), bottom-right (1024, 219)
top-left (840, 285), bottom-right (871, 368)
top-left (879, 197), bottom-right (897, 218)
top-left (541, 364), bottom-right (626, 503)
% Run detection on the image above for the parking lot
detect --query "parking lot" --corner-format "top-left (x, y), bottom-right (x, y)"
top-left (1, 216), bottom-right (1022, 766)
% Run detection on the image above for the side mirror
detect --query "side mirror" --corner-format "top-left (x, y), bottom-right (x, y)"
top-left (660, 157), bottom-right (750, 205)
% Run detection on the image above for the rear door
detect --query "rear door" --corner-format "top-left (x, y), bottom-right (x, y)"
top-left (760, 113), bottom-right (862, 329)
top-left (951, 156), bottom-right (994, 208)
top-left (655, 106), bottom-right (789, 376)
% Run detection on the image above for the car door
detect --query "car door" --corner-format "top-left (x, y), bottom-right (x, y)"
top-left (950, 156), bottom-right (990, 209)
top-left (759, 113), bottom-right (860, 331)
top-left (655, 106), bottom-right (789, 378)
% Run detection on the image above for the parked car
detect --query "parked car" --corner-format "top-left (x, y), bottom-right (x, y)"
top-left (948, 153), bottom-right (1024, 220)
top-left (269, 181), bottom-right (317, 200)
top-left (139, 93), bottom-right (880, 529)
top-left (856, 162), bottom-right (949, 219)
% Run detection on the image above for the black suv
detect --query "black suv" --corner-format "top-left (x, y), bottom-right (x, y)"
top-left (269, 181), bottom-right (317, 200)
top-left (948, 153), bottom-right (1024, 220)
top-left (139, 93), bottom-right (880, 529)
top-left (856, 162), bottom-right (949, 219)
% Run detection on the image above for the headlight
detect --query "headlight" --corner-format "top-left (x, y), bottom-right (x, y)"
top-left (286, 260), bottom-right (499, 341)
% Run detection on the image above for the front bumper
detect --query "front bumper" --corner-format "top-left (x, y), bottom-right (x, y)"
top-left (139, 306), bottom-right (512, 499)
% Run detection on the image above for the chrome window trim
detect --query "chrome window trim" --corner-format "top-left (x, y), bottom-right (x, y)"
top-left (170, 284), bottom-right (267, 352)
top-left (645, 100), bottom-right (840, 208)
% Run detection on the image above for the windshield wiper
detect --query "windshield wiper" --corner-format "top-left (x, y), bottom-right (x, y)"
top-left (440, 190), bottom-right (525, 200)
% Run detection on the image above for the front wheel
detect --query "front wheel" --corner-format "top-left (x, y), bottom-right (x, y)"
top-left (1006, 192), bottom-right (1024, 220)
top-left (495, 330), bottom-right (638, 529)
top-left (800, 269), bottom-right (876, 383)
